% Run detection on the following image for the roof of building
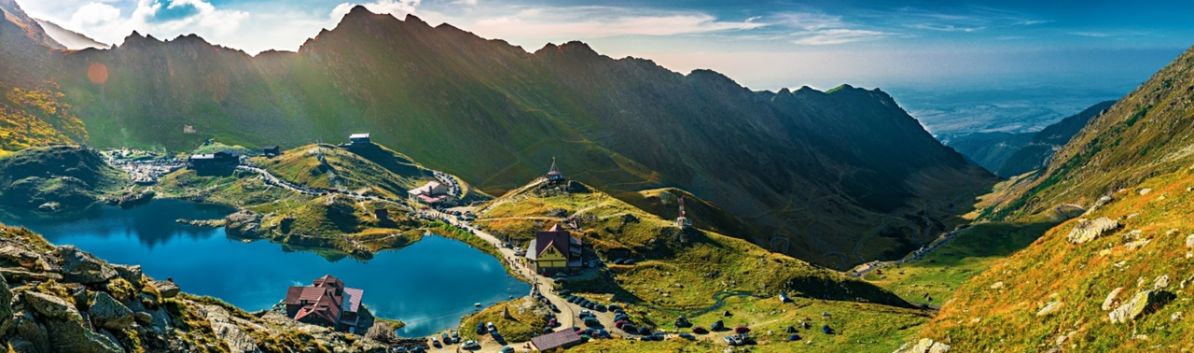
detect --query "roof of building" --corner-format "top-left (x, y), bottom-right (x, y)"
top-left (532, 224), bottom-right (580, 260)
top-left (284, 275), bottom-right (364, 326)
top-left (349, 133), bottom-right (371, 139)
top-left (408, 181), bottom-right (445, 196)
top-left (531, 329), bottom-right (582, 351)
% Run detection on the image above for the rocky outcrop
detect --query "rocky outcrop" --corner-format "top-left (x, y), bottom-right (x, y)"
top-left (224, 209), bottom-right (265, 238)
top-left (894, 338), bottom-right (951, 353)
top-left (110, 188), bottom-right (155, 208)
top-left (0, 273), bottom-right (12, 333)
top-left (89, 292), bottom-right (134, 330)
top-left (22, 292), bottom-right (123, 353)
top-left (1066, 217), bottom-right (1120, 244)
top-left (152, 280), bottom-right (180, 298)
top-left (1109, 290), bottom-right (1174, 324)
top-left (58, 246), bottom-right (118, 284)
top-left (0, 224), bottom-right (391, 353)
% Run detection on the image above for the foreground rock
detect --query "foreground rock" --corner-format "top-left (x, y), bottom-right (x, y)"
top-left (1109, 290), bottom-right (1174, 324)
top-left (1066, 217), bottom-right (1120, 244)
top-left (893, 338), bottom-right (951, 353)
top-left (0, 225), bottom-right (389, 353)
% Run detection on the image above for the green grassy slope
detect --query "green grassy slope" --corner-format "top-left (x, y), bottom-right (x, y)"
top-left (0, 145), bottom-right (126, 212)
top-left (478, 180), bottom-right (915, 309)
top-left (477, 180), bottom-right (930, 352)
top-left (916, 168), bottom-right (1194, 352)
top-left (903, 46), bottom-right (1194, 352)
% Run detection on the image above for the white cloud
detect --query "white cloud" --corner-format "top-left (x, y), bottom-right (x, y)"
top-left (69, 2), bottom-right (122, 26)
top-left (459, 6), bottom-right (765, 42)
top-left (793, 29), bottom-right (886, 46)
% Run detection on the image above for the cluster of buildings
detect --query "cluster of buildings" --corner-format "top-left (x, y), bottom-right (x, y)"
top-left (104, 149), bottom-right (185, 185)
top-left (282, 275), bottom-right (373, 334)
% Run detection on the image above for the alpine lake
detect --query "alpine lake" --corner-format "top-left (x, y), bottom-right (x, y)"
top-left (0, 199), bottom-right (530, 337)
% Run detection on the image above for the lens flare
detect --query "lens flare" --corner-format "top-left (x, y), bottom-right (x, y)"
top-left (87, 63), bottom-right (109, 84)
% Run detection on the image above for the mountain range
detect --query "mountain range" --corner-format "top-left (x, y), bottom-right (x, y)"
top-left (947, 100), bottom-right (1116, 178)
top-left (0, 3), bottom-right (995, 268)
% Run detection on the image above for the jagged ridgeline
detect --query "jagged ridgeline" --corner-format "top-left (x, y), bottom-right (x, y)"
top-left (1, 4), bottom-right (994, 268)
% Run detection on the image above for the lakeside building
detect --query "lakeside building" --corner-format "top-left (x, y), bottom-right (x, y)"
top-left (263, 145), bottom-right (281, 157)
top-left (409, 180), bottom-right (452, 205)
top-left (187, 150), bottom-right (240, 171)
top-left (525, 224), bottom-right (583, 274)
top-left (348, 133), bottom-right (371, 147)
top-left (283, 275), bottom-right (373, 334)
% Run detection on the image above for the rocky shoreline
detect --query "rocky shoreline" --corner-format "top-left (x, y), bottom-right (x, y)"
top-left (0, 225), bottom-right (389, 353)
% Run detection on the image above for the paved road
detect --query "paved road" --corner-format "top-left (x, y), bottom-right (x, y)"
top-left (419, 210), bottom-right (627, 352)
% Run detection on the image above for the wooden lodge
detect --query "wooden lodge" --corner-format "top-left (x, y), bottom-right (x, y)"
top-left (525, 224), bottom-right (583, 274)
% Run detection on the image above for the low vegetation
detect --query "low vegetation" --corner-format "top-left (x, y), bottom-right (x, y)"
top-left (916, 167), bottom-right (1194, 351)
top-left (458, 297), bottom-right (552, 343)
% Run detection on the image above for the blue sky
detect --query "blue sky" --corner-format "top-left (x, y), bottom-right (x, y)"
top-left (19, 0), bottom-right (1193, 92)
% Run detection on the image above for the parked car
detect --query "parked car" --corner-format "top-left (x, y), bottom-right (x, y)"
top-left (461, 340), bottom-right (481, 350)
top-left (499, 347), bottom-right (514, 353)
top-left (430, 338), bottom-right (441, 348)
top-left (440, 332), bottom-right (451, 344)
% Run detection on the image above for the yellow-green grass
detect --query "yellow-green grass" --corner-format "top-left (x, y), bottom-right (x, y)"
top-left (477, 183), bottom-right (913, 316)
top-left (574, 296), bottom-right (928, 353)
top-left (918, 167), bottom-right (1194, 352)
top-left (865, 221), bottom-right (1055, 306)
top-left (458, 297), bottom-right (551, 343)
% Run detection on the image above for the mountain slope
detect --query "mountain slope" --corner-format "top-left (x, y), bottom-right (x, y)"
top-left (5, 6), bottom-right (993, 269)
top-left (34, 18), bottom-right (106, 50)
top-left (985, 47), bottom-right (1194, 220)
top-left (904, 46), bottom-right (1194, 352)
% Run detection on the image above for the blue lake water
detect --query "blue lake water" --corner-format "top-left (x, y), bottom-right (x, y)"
top-left (0, 199), bottom-right (528, 337)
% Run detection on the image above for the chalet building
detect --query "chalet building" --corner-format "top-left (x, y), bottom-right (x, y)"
top-left (545, 157), bottom-right (565, 183)
top-left (348, 133), bottom-right (372, 147)
top-left (675, 196), bottom-right (693, 229)
top-left (187, 151), bottom-right (240, 171)
top-left (525, 224), bottom-right (583, 274)
top-left (263, 145), bottom-right (281, 157)
top-left (408, 180), bottom-right (451, 205)
top-left (283, 275), bottom-right (373, 334)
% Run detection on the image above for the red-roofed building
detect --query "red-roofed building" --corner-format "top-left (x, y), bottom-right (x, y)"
top-left (283, 275), bottom-right (372, 333)
top-left (525, 224), bottom-right (583, 274)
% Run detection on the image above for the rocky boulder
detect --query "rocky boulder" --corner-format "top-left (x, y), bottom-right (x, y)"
top-left (0, 274), bottom-right (12, 333)
top-left (23, 292), bottom-right (74, 320)
top-left (1066, 217), bottom-right (1120, 244)
top-left (224, 209), bottom-right (265, 238)
top-left (894, 338), bottom-right (951, 353)
top-left (153, 280), bottom-right (180, 298)
top-left (1109, 290), bottom-right (1174, 324)
top-left (89, 292), bottom-right (134, 330)
top-left (0, 244), bottom-right (45, 270)
top-left (58, 246), bottom-right (118, 284)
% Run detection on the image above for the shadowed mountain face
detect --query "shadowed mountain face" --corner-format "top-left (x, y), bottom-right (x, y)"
top-left (2, 6), bottom-right (994, 268)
